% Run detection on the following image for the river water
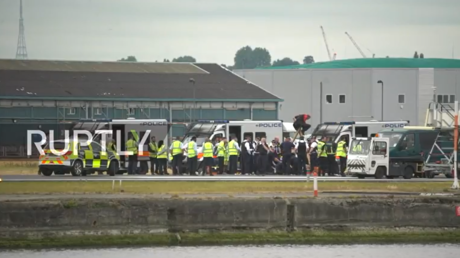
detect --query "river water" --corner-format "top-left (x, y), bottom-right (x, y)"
top-left (1, 244), bottom-right (459, 258)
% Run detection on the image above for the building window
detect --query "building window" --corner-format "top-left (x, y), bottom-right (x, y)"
top-left (339, 94), bottom-right (346, 104)
top-left (437, 95), bottom-right (443, 103)
top-left (127, 108), bottom-right (135, 115)
top-left (450, 95), bottom-right (456, 103)
top-left (68, 108), bottom-right (76, 115)
top-left (326, 94), bottom-right (332, 104)
top-left (94, 108), bottom-right (101, 115)
top-left (398, 94), bottom-right (405, 104)
top-left (443, 95), bottom-right (449, 103)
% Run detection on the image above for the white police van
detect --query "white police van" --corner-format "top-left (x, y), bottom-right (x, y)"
top-left (180, 119), bottom-right (285, 173)
top-left (311, 120), bottom-right (410, 145)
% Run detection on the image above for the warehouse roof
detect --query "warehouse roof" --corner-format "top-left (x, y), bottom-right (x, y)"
top-left (259, 58), bottom-right (460, 70)
top-left (0, 59), bottom-right (281, 102)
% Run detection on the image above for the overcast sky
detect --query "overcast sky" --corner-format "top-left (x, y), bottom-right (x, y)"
top-left (0, 0), bottom-right (459, 64)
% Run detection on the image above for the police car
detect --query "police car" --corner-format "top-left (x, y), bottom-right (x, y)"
top-left (38, 140), bottom-right (120, 176)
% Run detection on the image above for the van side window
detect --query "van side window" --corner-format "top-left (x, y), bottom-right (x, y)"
top-left (243, 132), bottom-right (253, 140)
top-left (400, 134), bottom-right (415, 150)
top-left (79, 143), bottom-right (90, 151)
top-left (255, 132), bottom-right (266, 139)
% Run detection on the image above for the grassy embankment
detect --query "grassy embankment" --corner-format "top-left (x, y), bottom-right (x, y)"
top-left (0, 159), bottom-right (457, 195)
top-left (2, 230), bottom-right (460, 249)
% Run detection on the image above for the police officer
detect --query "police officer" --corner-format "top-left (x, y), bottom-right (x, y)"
top-left (187, 136), bottom-right (198, 175)
top-left (326, 138), bottom-right (338, 176)
top-left (316, 136), bottom-right (328, 176)
top-left (169, 137), bottom-right (183, 175)
top-left (106, 138), bottom-right (116, 153)
top-left (256, 137), bottom-right (270, 174)
top-left (126, 132), bottom-right (138, 175)
top-left (202, 138), bottom-right (214, 176)
top-left (243, 136), bottom-right (255, 175)
top-left (336, 136), bottom-right (348, 177)
top-left (148, 136), bottom-right (158, 175)
top-left (217, 138), bottom-right (227, 175)
top-left (295, 136), bottom-right (308, 175)
top-left (281, 137), bottom-right (295, 175)
top-left (227, 136), bottom-right (240, 174)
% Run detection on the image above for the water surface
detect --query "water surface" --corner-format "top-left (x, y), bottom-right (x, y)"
top-left (1, 244), bottom-right (459, 258)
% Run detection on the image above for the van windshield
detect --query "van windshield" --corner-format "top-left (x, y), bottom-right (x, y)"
top-left (44, 141), bottom-right (68, 150)
top-left (379, 133), bottom-right (403, 147)
top-left (311, 124), bottom-right (343, 140)
top-left (349, 139), bottom-right (371, 155)
top-left (182, 135), bottom-right (207, 147)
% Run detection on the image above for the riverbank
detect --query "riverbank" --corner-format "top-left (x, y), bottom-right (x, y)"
top-left (1, 196), bottom-right (460, 248)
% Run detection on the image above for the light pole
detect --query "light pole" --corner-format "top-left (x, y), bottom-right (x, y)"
top-left (378, 80), bottom-right (384, 120)
top-left (189, 78), bottom-right (196, 122)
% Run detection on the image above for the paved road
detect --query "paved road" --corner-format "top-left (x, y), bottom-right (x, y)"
top-left (0, 174), bottom-right (453, 182)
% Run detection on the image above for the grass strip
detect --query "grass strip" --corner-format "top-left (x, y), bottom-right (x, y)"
top-left (0, 181), bottom-right (455, 194)
top-left (2, 230), bottom-right (460, 249)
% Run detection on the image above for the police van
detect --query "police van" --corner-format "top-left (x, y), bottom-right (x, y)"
top-left (38, 118), bottom-right (170, 176)
top-left (310, 120), bottom-right (410, 145)
top-left (180, 119), bottom-right (285, 173)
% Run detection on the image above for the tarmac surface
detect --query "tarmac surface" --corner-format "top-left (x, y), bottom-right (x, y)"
top-left (0, 175), bottom-right (453, 182)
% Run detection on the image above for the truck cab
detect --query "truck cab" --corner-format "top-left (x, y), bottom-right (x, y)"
top-left (348, 127), bottom-right (456, 179)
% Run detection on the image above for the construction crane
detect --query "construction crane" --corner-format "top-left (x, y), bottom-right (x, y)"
top-left (320, 26), bottom-right (332, 61)
top-left (345, 32), bottom-right (367, 58)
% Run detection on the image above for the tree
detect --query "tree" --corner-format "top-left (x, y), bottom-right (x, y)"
top-left (420, 53), bottom-right (425, 59)
top-left (233, 46), bottom-right (271, 69)
top-left (303, 56), bottom-right (315, 64)
top-left (118, 56), bottom-right (137, 62)
top-left (413, 51), bottom-right (419, 58)
top-left (172, 56), bottom-right (196, 62)
top-left (163, 59), bottom-right (170, 62)
top-left (272, 58), bottom-right (300, 67)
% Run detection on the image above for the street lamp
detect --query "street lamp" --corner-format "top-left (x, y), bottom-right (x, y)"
top-left (378, 80), bottom-right (384, 120)
top-left (189, 78), bottom-right (196, 122)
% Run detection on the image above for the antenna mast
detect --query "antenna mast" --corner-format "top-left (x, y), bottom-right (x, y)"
top-left (16, 0), bottom-right (28, 59)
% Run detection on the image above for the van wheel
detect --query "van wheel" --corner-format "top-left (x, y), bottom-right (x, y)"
top-left (358, 175), bottom-right (365, 179)
top-left (426, 171), bottom-right (435, 179)
top-left (71, 160), bottom-right (84, 176)
top-left (40, 168), bottom-right (53, 176)
top-left (403, 166), bottom-right (414, 179)
top-left (107, 160), bottom-right (119, 176)
top-left (374, 167), bottom-right (385, 179)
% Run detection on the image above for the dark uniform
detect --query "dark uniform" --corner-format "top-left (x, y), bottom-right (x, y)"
top-left (243, 140), bottom-right (254, 175)
top-left (293, 114), bottom-right (311, 134)
top-left (296, 139), bottom-right (308, 175)
top-left (257, 141), bottom-right (269, 174)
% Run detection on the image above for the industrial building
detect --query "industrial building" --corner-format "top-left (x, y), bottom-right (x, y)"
top-left (234, 58), bottom-right (460, 127)
top-left (0, 59), bottom-right (281, 157)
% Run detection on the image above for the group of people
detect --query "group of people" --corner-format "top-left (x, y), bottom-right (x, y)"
top-left (123, 113), bottom-right (350, 176)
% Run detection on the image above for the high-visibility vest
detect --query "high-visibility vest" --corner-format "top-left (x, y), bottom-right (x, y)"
top-left (188, 141), bottom-right (197, 158)
top-left (171, 140), bottom-right (182, 155)
top-left (149, 142), bottom-right (158, 158)
top-left (336, 140), bottom-right (347, 157)
top-left (107, 142), bottom-right (116, 152)
top-left (353, 144), bottom-right (362, 152)
top-left (203, 142), bottom-right (214, 158)
top-left (126, 139), bottom-right (137, 154)
top-left (217, 141), bottom-right (226, 157)
top-left (157, 146), bottom-right (167, 159)
top-left (228, 140), bottom-right (238, 156)
top-left (317, 141), bottom-right (327, 157)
